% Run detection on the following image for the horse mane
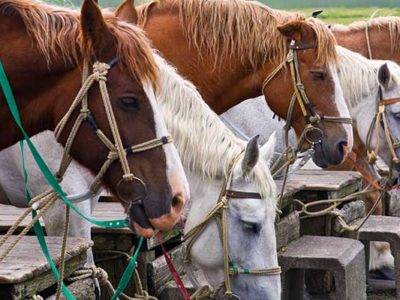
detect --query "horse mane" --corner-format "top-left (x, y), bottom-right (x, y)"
top-left (0, 0), bottom-right (158, 84)
top-left (333, 17), bottom-right (400, 54)
top-left (137, 0), bottom-right (337, 68)
top-left (153, 51), bottom-right (276, 204)
top-left (336, 46), bottom-right (400, 108)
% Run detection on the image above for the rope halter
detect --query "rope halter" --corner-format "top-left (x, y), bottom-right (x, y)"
top-left (366, 86), bottom-right (400, 167)
top-left (262, 40), bottom-right (353, 150)
top-left (183, 154), bottom-right (281, 299)
top-left (53, 58), bottom-right (172, 206)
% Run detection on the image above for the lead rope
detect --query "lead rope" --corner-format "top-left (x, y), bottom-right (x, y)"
top-left (55, 205), bottom-right (71, 300)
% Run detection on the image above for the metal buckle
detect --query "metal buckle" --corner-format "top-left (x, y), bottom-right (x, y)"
top-left (116, 176), bottom-right (147, 205)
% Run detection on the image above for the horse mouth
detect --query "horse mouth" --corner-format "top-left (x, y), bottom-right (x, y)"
top-left (311, 142), bottom-right (329, 168)
top-left (128, 203), bottom-right (155, 237)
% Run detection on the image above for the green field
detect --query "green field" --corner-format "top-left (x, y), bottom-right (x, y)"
top-left (45, 0), bottom-right (400, 25)
top-left (294, 7), bottom-right (400, 25)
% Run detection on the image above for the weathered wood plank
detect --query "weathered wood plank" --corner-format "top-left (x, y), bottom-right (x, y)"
top-left (0, 236), bottom-right (92, 284)
top-left (0, 236), bottom-right (92, 299)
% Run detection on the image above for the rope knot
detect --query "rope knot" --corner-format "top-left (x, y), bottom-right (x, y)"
top-left (80, 108), bottom-right (90, 118)
top-left (108, 151), bottom-right (119, 160)
top-left (123, 173), bottom-right (135, 181)
top-left (367, 150), bottom-right (377, 164)
top-left (91, 266), bottom-right (109, 286)
top-left (92, 62), bottom-right (110, 82)
top-left (221, 196), bottom-right (228, 208)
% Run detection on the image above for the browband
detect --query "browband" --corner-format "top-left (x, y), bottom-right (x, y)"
top-left (289, 42), bottom-right (317, 50)
top-left (225, 190), bottom-right (262, 199)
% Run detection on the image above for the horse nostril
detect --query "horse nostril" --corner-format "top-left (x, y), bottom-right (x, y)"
top-left (337, 140), bottom-right (348, 153)
top-left (171, 194), bottom-right (185, 212)
top-left (172, 196), bottom-right (180, 207)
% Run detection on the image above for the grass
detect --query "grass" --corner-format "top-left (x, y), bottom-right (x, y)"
top-left (295, 7), bottom-right (400, 25)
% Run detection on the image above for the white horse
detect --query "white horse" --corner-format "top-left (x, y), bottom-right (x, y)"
top-left (221, 46), bottom-right (400, 276)
top-left (0, 133), bottom-right (98, 267)
top-left (154, 53), bottom-right (280, 299)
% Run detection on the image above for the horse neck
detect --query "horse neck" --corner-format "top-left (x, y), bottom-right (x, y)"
top-left (0, 14), bottom-right (81, 150)
top-left (141, 4), bottom-right (272, 114)
top-left (333, 24), bottom-right (400, 64)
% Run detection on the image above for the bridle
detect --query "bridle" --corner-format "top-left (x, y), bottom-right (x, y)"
top-left (366, 86), bottom-right (400, 168)
top-left (53, 58), bottom-right (172, 206)
top-left (183, 154), bottom-right (281, 299)
top-left (262, 40), bottom-right (353, 152)
top-left (262, 40), bottom-right (353, 207)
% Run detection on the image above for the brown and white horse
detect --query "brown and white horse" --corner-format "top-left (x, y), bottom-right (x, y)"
top-left (0, 0), bottom-right (189, 237)
top-left (118, 0), bottom-right (353, 168)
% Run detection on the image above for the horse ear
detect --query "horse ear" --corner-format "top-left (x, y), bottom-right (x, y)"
top-left (116, 0), bottom-right (138, 24)
top-left (378, 63), bottom-right (391, 89)
top-left (81, 0), bottom-right (113, 57)
top-left (260, 132), bottom-right (276, 166)
top-left (278, 20), bottom-right (315, 46)
top-left (241, 135), bottom-right (260, 175)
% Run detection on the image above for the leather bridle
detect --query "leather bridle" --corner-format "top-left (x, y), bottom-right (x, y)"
top-left (183, 154), bottom-right (281, 299)
top-left (53, 58), bottom-right (172, 207)
top-left (262, 40), bottom-right (353, 150)
top-left (366, 86), bottom-right (400, 167)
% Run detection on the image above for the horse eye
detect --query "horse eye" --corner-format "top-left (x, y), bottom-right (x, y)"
top-left (394, 112), bottom-right (400, 120)
top-left (242, 221), bottom-right (261, 234)
top-left (310, 70), bottom-right (327, 81)
top-left (120, 96), bottom-right (139, 110)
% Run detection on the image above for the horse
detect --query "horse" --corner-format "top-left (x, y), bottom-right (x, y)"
top-left (119, 0), bottom-right (353, 168)
top-left (153, 53), bottom-right (280, 299)
top-left (221, 46), bottom-right (400, 277)
top-left (0, 48), bottom-right (282, 298)
top-left (0, 0), bottom-right (189, 238)
top-left (331, 16), bottom-right (400, 63)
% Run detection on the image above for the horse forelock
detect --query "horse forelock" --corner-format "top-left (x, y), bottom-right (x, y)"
top-left (137, 0), bottom-right (337, 69)
top-left (0, 0), bottom-right (158, 85)
top-left (154, 52), bottom-right (276, 203)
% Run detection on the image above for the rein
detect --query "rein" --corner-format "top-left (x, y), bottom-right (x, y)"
top-left (182, 154), bottom-right (281, 299)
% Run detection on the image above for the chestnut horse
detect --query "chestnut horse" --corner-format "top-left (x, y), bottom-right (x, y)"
top-left (331, 17), bottom-right (400, 64)
top-left (0, 0), bottom-right (189, 237)
top-left (121, 0), bottom-right (353, 168)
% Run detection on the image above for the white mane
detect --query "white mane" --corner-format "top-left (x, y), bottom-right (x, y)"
top-left (153, 52), bottom-right (275, 201)
top-left (336, 46), bottom-right (400, 108)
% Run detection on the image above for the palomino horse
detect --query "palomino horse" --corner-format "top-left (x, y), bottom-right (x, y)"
top-left (222, 46), bottom-right (400, 274)
top-left (331, 17), bottom-right (400, 63)
top-left (119, 0), bottom-right (353, 168)
top-left (0, 0), bottom-right (189, 237)
top-left (153, 53), bottom-right (280, 299)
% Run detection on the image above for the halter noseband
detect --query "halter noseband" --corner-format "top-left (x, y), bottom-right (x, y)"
top-left (262, 40), bottom-right (353, 148)
top-left (366, 86), bottom-right (400, 167)
top-left (53, 58), bottom-right (172, 206)
top-left (183, 154), bottom-right (281, 299)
